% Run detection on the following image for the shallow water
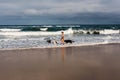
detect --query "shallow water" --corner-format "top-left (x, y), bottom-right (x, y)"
top-left (0, 34), bottom-right (120, 49)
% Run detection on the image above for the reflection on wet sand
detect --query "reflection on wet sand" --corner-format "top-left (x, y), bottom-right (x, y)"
top-left (0, 44), bottom-right (120, 80)
top-left (61, 47), bottom-right (65, 62)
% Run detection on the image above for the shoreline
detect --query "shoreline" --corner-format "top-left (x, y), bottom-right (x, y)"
top-left (0, 42), bottom-right (120, 51)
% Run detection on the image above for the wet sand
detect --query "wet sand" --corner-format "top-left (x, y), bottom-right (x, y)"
top-left (0, 43), bottom-right (120, 80)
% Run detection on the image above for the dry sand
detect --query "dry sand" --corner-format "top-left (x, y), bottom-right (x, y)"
top-left (0, 43), bottom-right (120, 80)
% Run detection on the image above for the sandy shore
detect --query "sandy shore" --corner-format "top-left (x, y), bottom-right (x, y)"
top-left (0, 43), bottom-right (120, 80)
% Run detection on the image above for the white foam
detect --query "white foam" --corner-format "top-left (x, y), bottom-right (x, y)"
top-left (1, 42), bottom-right (119, 51)
top-left (73, 29), bottom-right (120, 34)
top-left (0, 28), bottom-right (73, 36)
top-left (73, 29), bottom-right (85, 34)
top-left (40, 28), bottom-right (48, 31)
top-left (42, 25), bottom-right (53, 27)
top-left (73, 30), bottom-right (100, 34)
top-left (100, 29), bottom-right (120, 34)
top-left (0, 28), bottom-right (21, 32)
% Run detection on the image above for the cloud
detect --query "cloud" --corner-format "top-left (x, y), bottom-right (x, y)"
top-left (0, 0), bottom-right (120, 24)
top-left (22, 0), bottom-right (106, 16)
top-left (0, 0), bottom-right (120, 16)
top-left (0, 12), bottom-right (120, 25)
top-left (23, 1), bottom-right (103, 16)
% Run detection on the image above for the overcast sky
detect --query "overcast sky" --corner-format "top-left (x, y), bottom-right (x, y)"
top-left (0, 0), bottom-right (120, 25)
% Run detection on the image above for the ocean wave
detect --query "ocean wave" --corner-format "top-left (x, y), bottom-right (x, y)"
top-left (0, 28), bottom-right (73, 36)
top-left (0, 27), bottom-right (120, 35)
top-left (100, 30), bottom-right (120, 34)
top-left (73, 29), bottom-right (120, 34)
top-left (40, 28), bottom-right (48, 31)
top-left (0, 28), bottom-right (21, 32)
top-left (42, 25), bottom-right (53, 27)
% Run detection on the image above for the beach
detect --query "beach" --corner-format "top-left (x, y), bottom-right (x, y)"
top-left (0, 43), bottom-right (120, 80)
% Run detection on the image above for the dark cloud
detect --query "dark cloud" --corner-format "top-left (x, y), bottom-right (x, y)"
top-left (0, 0), bottom-right (120, 24)
top-left (0, 13), bottom-right (120, 25)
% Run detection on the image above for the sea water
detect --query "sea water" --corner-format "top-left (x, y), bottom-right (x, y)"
top-left (0, 25), bottom-right (120, 49)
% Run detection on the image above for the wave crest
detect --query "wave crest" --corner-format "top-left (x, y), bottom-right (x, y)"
top-left (0, 28), bottom-right (73, 36)
top-left (0, 28), bottom-right (21, 32)
top-left (73, 29), bottom-right (120, 34)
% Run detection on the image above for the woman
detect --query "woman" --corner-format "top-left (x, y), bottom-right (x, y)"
top-left (61, 32), bottom-right (65, 44)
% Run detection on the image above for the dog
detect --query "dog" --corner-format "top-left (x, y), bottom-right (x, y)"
top-left (46, 39), bottom-right (51, 43)
top-left (44, 37), bottom-right (51, 43)
top-left (46, 39), bottom-right (57, 44)
top-left (64, 40), bottom-right (74, 44)
top-left (45, 38), bottom-right (74, 44)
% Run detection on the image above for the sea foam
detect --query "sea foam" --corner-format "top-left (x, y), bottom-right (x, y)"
top-left (0, 28), bottom-right (73, 36)
top-left (0, 28), bottom-right (21, 32)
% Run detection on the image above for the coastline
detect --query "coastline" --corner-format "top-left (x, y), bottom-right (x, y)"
top-left (0, 43), bottom-right (120, 80)
top-left (0, 42), bottom-right (120, 51)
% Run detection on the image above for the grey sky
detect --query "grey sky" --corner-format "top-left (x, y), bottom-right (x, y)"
top-left (0, 0), bottom-right (120, 25)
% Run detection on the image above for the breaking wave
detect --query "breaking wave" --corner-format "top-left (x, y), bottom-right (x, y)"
top-left (0, 28), bottom-right (21, 32)
top-left (0, 28), bottom-right (73, 36)
top-left (73, 29), bottom-right (120, 34)
top-left (0, 26), bottom-right (120, 36)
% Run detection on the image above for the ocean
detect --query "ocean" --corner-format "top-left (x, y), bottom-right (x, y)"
top-left (0, 24), bottom-right (120, 49)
